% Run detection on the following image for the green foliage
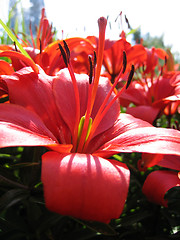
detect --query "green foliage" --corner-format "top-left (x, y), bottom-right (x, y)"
top-left (0, 0), bottom-right (23, 44)
top-left (0, 18), bottom-right (31, 59)
top-left (0, 140), bottom-right (179, 239)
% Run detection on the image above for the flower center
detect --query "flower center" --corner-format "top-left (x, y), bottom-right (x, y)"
top-left (58, 17), bottom-right (134, 153)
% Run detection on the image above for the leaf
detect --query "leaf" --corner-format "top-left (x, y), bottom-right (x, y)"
top-left (0, 19), bottom-right (31, 60)
top-left (165, 186), bottom-right (180, 214)
top-left (8, 162), bottom-right (39, 170)
top-left (0, 188), bottom-right (29, 211)
top-left (72, 218), bottom-right (117, 236)
top-left (120, 210), bottom-right (153, 226)
top-left (126, 26), bottom-right (140, 36)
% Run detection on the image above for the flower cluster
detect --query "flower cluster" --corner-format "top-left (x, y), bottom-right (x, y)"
top-left (0, 9), bottom-right (180, 224)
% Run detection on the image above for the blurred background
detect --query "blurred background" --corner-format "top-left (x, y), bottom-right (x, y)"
top-left (0, 0), bottom-right (180, 58)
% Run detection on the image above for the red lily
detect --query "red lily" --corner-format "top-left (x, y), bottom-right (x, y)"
top-left (120, 71), bottom-right (180, 124)
top-left (143, 47), bottom-right (168, 76)
top-left (0, 17), bottom-right (180, 223)
top-left (103, 38), bottom-right (146, 82)
top-left (140, 154), bottom-right (180, 207)
top-left (87, 35), bottom-right (147, 83)
top-left (0, 8), bottom-right (55, 71)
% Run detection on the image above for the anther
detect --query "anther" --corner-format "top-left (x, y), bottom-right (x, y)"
top-left (88, 56), bottom-right (93, 84)
top-left (63, 40), bottom-right (70, 61)
top-left (93, 51), bottom-right (97, 67)
top-left (160, 66), bottom-right (163, 76)
top-left (126, 65), bottom-right (134, 89)
top-left (125, 15), bottom-right (131, 29)
top-left (13, 41), bottom-right (18, 52)
top-left (58, 43), bottom-right (68, 67)
top-left (165, 56), bottom-right (167, 65)
top-left (122, 51), bottom-right (127, 74)
top-left (39, 38), bottom-right (42, 54)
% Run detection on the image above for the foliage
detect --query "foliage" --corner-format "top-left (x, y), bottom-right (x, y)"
top-left (0, 140), bottom-right (180, 240)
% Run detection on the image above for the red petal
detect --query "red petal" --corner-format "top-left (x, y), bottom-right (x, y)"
top-left (93, 114), bottom-right (180, 158)
top-left (142, 170), bottom-right (180, 207)
top-left (41, 152), bottom-right (130, 223)
top-left (0, 50), bottom-right (39, 73)
top-left (126, 106), bottom-right (159, 124)
top-left (103, 38), bottom-right (131, 75)
top-left (0, 67), bottom-right (70, 143)
top-left (44, 37), bottom-right (94, 75)
top-left (138, 153), bottom-right (164, 171)
top-left (0, 60), bottom-right (14, 75)
top-left (158, 155), bottom-right (180, 171)
top-left (0, 103), bottom-right (56, 147)
top-left (53, 69), bottom-right (120, 138)
top-left (87, 113), bottom-right (151, 153)
top-left (0, 103), bottom-right (72, 152)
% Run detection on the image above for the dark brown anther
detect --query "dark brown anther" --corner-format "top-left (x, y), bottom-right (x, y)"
top-left (122, 51), bottom-right (127, 74)
top-left (165, 56), bottom-right (167, 65)
top-left (39, 38), bottom-right (42, 54)
top-left (93, 51), bottom-right (97, 67)
top-left (160, 66), bottom-right (163, 76)
top-left (126, 65), bottom-right (134, 89)
top-left (88, 56), bottom-right (93, 84)
top-left (63, 40), bottom-right (70, 61)
top-left (58, 43), bottom-right (68, 67)
top-left (125, 15), bottom-right (131, 29)
top-left (13, 41), bottom-right (18, 52)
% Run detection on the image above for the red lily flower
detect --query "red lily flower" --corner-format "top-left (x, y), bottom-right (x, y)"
top-left (140, 154), bottom-right (180, 207)
top-left (120, 71), bottom-right (180, 124)
top-left (0, 60), bottom-right (14, 75)
top-left (0, 8), bottom-right (55, 71)
top-left (87, 35), bottom-right (147, 83)
top-left (41, 37), bottom-right (94, 75)
top-left (103, 38), bottom-right (146, 82)
top-left (143, 47), bottom-right (168, 76)
top-left (0, 17), bottom-right (180, 223)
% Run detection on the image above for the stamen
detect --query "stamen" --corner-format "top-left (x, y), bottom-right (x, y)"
top-left (57, 41), bottom-right (80, 149)
top-left (126, 64), bottom-right (134, 89)
top-left (76, 55), bottom-right (94, 152)
top-left (160, 66), bottom-right (163, 76)
top-left (83, 65), bottom-right (134, 151)
top-left (125, 15), bottom-right (131, 29)
top-left (90, 17), bottom-right (107, 108)
top-left (58, 43), bottom-right (68, 67)
top-left (88, 56), bottom-right (93, 84)
top-left (29, 22), bottom-right (36, 49)
top-left (93, 51), bottom-right (97, 67)
top-left (76, 17), bottom-right (107, 152)
top-left (122, 51), bottom-right (127, 74)
top-left (39, 38), bottom-right (42, 54)
top-left (13, 41), bottom-right (18, 52)
top-left (63, 40), bottom-right (70, 61)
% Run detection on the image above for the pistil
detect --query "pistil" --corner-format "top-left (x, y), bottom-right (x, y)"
top-left (83, 64), bottom-right (134, 152)
top-left (76, 17), bottom-right (107, 152)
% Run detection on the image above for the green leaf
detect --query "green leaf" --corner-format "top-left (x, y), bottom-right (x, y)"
top-left (127, 26), bottom-right (140, 36)
top-left (0, 19), bottom-right (31, 60)
top-left (72, 218), bottom-right (117, 236)
top-left (0, 189), bottom-right (29, 211)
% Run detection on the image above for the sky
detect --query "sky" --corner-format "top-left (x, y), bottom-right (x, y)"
top-left (0, 0), bottom-right (180, 54)
top-left (43, 0), bottom-right (180, 54)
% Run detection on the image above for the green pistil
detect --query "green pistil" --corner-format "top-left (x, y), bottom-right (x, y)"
top-left (151, 96), bottom-right (155, 103)
top-left (77, 116), bottom-right (92, 146)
